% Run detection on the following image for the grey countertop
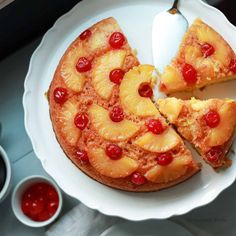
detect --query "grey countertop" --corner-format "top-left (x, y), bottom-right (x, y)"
top-left (1, 33), bottom-right (236, 236)
top-left (0, 38), bottom-right (78, 236)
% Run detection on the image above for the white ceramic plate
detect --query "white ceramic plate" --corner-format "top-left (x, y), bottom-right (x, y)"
top-left (23, 0), bottom-right (236, 220)
top-left (100, 220), bottom-right (193, 236)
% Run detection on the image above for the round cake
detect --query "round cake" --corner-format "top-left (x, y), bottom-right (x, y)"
top-left (48, 17), bottom-right (200, 192)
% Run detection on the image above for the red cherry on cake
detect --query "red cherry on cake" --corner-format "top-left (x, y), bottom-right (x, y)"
top-left (204, 110), bottom-right (220, 128)
top-left (76, 57), bottom-right (91, 73)
top-left (229, 58), bottom-right (236, 73)
top-left (156, 153), bottom-right (173, 166)
top-left (109, 106), bottom-right (124, 122)
top-left (106, 144), bottom-right (122, 160)
top-left (79, 29), bottom-right (92, 40)
top-left (131, 172), bottom-right (146, 185)
top-left (109, 32), bottom-right (126, 49)
top-left (54, 87), bottom-right (68, 105)
top-left (206, 147), bottom-right (223, 163)
top-left (76, 150), bottom-right (89, 163)
top-left (201, 43), bottom-right (215, 57)
top-left (74, 113), bottom-right (89, 130)
top-left (109, 68), bottom-right (125, 85)
top-left (146, 119), bottom-right (166, 135)
top-left (138, 83), bottom-right (153, 98)
top-left (182, 63), bottom-right (197, 84)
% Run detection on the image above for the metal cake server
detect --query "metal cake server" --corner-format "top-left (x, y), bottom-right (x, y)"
top-left (152, 0), bottom-right (188, 74)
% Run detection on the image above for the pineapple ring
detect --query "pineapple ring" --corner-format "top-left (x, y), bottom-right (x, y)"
top-left (57, 98), bottom-right (81, 145)
top-left (88, 104), bottom-right (139, 141)
top-left (60, 44), bottom-right (86, 92)
top-left (194, 18), bottom-right (232, 66)
top-left (88, 147), bottom-right (138, 178)
top-left (120, 65), bottom-right (159, 117)
top-left (206, 102), bottom-right (236, 146)
top-left (91, 50), bottom-right (127, 99)
top-left (157, 98), bottom-right (184, 123)
top-left (145, 155), bottom-right (191, 183)
top-left (134, 128), bottom-right (181, 153)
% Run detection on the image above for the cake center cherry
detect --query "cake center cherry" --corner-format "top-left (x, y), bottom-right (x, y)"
top-left (138, 83), bottom-right (153, 98)
top-left (201, 43), bottom-right (215, 57)
top-left (79, 29), bottom-right (92, 40)
top-left (54, 87), bottom-right (68, 105)
top-left (74, 113), bottom-right (89, 130)
top-left (106, 144), bottom-right (122, 160)
top-left (109, 68), bottom-right (125, 85)
top-left (182, 63), bottom-right (197, 84)
top-left (109, 32), bottom-right (125, 49)
top-left (131, 172), bottom-right (146, 185)
top-left (76, 57), bottom-right (91, 73)
top-left (109, 106), bottom-right (124, 122)
top-left (204, 110), bottom-right (220, 128)
top-left (21, 182), bottom-right (59, 222)
top-left (206, 147), bottom-right (222, 163)
top-left (229, 58), bottom-right (236, 74)
top-left (156, 153), bottom-right (173, 166)
top-left (146, 119), bottom-right (166, 135)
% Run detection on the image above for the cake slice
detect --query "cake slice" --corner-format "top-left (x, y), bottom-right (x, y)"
top-left (159, 18), bottom-right (236, 94)
top-left (157, 97), bottom-right (236, 168)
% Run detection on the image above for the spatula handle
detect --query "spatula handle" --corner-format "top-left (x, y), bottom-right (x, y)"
top-left (168, 0), bottom-right (180, 14)
top-left (172, 0), bottom-right (179, 10)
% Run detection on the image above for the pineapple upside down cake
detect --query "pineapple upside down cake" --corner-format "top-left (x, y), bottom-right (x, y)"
top-left (48, 17), bottom-right (236, 192)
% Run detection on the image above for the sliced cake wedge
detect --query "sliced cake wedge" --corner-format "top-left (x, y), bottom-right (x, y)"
top-left (157, 97), bottom-right (236, 168)
top-left (160, 19), bottom-right (236, 94)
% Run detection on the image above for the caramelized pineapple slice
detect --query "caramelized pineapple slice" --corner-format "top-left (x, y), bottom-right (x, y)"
top-left (92, 50), bottom-right (126, 99)
top-left (157, 98), bottom-right (183, 123)
top-left (160, 65), bottom-right (186, 93)
top-left (190, 97), bottom-right (211, 111)
top-left (88, 148), bottom-right (138, 178)
top-left (120, 65), bottom-right (158, 116)
top-left (184, 46), bottom-right (216, 79)
top-left (145, 155), bottom-right (191, 183)
top-left (184, 45), bottom-right (202, 65)
top-left (194, 18), bottom-right (232, 66)
top-left (207, 102), bottom-right (236, 146)
top-left (134, 128), bottom-right (181, 153)
top-left (60, 45), bottom-right (85, 92)
top-left (57, 98), bottom-right (80, 145)
top-left (88, 18), bottom-right (121, 52)
top-left (196, 57), bottom-right (216, 79)
top-left (88, 104), bottom-right (139, 141)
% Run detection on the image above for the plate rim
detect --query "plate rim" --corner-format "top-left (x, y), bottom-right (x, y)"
top-left (23, 0), bottom-right (236, 220)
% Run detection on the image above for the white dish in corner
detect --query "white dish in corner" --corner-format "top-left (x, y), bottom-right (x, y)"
top-left (23, 0), bottom-right (236, 220)
top-left (100, 220), bottom-right (193, 236)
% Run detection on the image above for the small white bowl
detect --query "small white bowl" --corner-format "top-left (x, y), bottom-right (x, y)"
top-left (11, 175), bottom-right (63, 227)
top-left (0, 145), bottom-right (12, 203)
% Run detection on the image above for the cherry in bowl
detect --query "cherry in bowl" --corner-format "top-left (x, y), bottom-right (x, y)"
top-left (11, 176), bottom-right (62, 227)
